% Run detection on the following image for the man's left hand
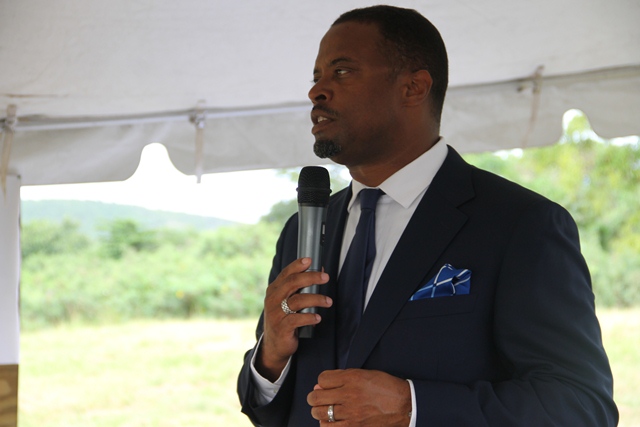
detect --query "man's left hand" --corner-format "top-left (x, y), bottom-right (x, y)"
top-left (307, 369), bottom-right (412, 426)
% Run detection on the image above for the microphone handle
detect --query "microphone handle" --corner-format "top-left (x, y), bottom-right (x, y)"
top-left (297, 204), bottom-right (326, 338)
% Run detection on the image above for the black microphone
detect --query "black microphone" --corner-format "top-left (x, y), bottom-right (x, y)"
top-left (296, 166), bottom-right (331, 338)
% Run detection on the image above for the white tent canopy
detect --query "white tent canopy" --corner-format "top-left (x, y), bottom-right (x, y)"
top-left (2, 0), bottom-right (639, 186)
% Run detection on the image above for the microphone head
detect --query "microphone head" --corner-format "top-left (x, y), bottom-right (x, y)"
top-left (297, 166), bottom-right (331, 206)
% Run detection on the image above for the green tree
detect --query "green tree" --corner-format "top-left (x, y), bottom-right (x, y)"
top-left (199, 222), bottom-right (278, 259)
top-left (99, 218), bottom-right (158, 259)
top-left (260, 199), bottom-right (297, 226)
top-left (21, 218), bottom-right (90, 259)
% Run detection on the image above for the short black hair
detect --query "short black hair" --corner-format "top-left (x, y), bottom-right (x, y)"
top-left (333, 5), bottom-right (449, 122)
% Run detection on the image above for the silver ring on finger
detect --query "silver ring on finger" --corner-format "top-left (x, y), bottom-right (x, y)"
top-left (281, 298), bottom-right (296, 315)
top-left (327, 404), bottom-right (335, 423)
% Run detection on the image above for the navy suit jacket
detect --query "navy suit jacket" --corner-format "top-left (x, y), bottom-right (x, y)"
top-left (238, 146), bottom-right (617, 426)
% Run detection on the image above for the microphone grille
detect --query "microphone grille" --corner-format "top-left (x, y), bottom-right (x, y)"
top-left (297, 166), bottom-right (331, 206)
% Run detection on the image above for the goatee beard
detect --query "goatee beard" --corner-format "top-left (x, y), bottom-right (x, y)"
top-left (313, 139), bottom-right (342, 159)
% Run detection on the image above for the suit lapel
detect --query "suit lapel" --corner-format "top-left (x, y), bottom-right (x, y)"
top-left (346, 147), bottom-right (475, 368)
top-left (323, 185), bottom-right (352, 296)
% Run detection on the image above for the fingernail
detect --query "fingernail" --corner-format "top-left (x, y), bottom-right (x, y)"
top-left (320, 272), bottom-right (329, 281)
top-left (315, 314), bottom-right (321, 323)
top-left (302, 257), bottom-right (311, 265)
top-left (326, 296), bottom-right (333, 306)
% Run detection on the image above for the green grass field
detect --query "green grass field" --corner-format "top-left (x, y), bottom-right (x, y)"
top-left (18, 309), bottom-right (639, 426)
top-left (599, 308), bottom-right (640, 426)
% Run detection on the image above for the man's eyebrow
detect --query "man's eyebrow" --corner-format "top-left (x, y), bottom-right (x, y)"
top-left (313, 57), bottom-right (357, 74)
top-left (330, 56), bottom-right (356, 66)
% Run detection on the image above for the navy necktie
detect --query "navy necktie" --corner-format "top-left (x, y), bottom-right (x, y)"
top-left (336, 188), bottom-right (383, 368)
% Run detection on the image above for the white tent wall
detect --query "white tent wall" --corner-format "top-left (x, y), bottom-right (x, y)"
top-left (0, 175), bottom-right (20, 427)
top-left (438, 65), bottom-right (639, 152)
top-left (10, 105), bottom-right (318, 185)
top-left (9, 65), bottom-right (640, 186)
top-left (1, 0), bottom-right (639, 185)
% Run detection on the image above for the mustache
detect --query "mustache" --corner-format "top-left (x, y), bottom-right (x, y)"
top-left (311, 105), bottom-right (339, 118)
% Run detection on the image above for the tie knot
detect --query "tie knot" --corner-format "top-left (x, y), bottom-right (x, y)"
top-left (358, 188), bottom-right (383, 212)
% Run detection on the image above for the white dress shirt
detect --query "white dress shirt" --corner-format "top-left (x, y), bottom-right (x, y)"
top-left (250, 139), bottom-right (449, 425)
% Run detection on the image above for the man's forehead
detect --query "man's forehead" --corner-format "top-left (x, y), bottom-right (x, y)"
top-left (320, 21), bottom-right (381, 47)
top-left (314, 22), bottom-right (384, 65)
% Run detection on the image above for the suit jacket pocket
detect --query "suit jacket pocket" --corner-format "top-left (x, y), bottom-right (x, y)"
top-left (396, 294), bottom-right (477, 320)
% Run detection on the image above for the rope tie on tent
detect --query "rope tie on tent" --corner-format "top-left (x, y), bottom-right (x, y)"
top-left (1, 105), bottom-right (18, 198)
top-left (520, 65), bottom-right (544, 148)
top-left (190, 100), bottom-right (206, 184)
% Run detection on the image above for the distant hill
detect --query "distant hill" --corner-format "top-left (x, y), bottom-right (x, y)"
top-left (21, 200), bottom-right (237, 235)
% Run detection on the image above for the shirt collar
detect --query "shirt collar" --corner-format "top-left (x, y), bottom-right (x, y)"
top-left (348, 138), bottom-right (448, 211)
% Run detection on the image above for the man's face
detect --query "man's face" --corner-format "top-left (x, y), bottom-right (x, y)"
top-left (309, 22), bottom-right (405, 168)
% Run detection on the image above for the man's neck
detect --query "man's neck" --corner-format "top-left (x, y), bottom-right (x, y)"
top-left (348, 135), bottom-right (440, 187)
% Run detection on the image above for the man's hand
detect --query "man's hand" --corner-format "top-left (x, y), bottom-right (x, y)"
top-left (256, 257), bottom-right (332, 382)
top-left (307, 369), bottom-right (412, 426)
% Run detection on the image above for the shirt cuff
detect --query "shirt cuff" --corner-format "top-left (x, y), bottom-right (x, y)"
top-left (407, 379), bottom-right (417, 427)
top-left (249, 334), bottom-right (292, 406)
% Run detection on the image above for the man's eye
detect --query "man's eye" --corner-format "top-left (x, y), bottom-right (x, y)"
top-left (311, 69), bottom-right (348, 84)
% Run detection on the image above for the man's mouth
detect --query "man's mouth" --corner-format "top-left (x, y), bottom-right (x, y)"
top-left (312, 115), bottom-right (333, 134)
top-left (311, 105), bottom-right (340, 135)
top-left (312, 112), bottom-right (333, 125)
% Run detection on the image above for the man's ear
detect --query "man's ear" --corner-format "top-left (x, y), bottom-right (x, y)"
top-left (403, 70), bottom-right (432, 107)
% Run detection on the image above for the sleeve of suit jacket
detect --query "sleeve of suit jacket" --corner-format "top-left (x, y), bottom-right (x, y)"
top-left (237, 215), bottom-right (299, 426)
top-left (411, 200), bottom-right (617, 426)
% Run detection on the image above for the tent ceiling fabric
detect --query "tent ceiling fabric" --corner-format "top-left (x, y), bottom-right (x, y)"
top-left (1, 0), bottom-right (639, 185)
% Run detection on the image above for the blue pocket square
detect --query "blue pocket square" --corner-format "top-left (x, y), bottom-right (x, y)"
top-left (409, 264), bottom-right (471, 301)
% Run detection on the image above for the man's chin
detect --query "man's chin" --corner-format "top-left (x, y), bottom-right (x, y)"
top-left (313, 139), bottom-right (342, 159)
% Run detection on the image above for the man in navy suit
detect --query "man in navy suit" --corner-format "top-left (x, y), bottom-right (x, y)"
top-left (237, 5), bottom-right (617, 426)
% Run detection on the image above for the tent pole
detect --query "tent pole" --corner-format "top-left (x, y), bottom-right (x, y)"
top-left (0, 175), bottom-right (20, 427)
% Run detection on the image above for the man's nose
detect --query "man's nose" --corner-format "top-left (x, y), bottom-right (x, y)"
top-left (308, 78), bottom-right (330, 104)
